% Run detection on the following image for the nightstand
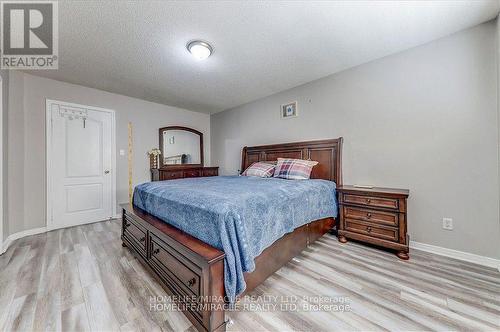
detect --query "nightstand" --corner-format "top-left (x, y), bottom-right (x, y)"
top-left (337, 185), bottom-right (410, 260)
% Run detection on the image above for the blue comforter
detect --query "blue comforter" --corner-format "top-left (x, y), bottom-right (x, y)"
top-left (133, 176), bottom-right (337, 302)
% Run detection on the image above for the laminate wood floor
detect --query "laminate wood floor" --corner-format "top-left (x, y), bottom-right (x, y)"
top-left (0, 219), bottom-right (498, 331)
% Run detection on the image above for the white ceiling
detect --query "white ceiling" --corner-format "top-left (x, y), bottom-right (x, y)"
top-left (28, 0), bottom-right (500, 113)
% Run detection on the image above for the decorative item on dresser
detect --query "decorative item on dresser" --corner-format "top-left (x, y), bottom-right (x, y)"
top-left (147, 148), bottom-right (161, 169)
top-left (337, 185), bottom-right (410, 260)
top-left (151, 125), bottom-right (218, 181)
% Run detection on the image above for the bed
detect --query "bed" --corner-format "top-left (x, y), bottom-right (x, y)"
top-left (121, 138), bottom-right (343, 332)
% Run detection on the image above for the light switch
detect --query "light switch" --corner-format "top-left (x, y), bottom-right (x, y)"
top-left (119, 149), bottom-right (125, 156)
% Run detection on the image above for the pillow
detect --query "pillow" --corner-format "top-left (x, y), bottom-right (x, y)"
top-left (242, 162), bottom-right (276, 178)
top-left (273, 158), bottom-right (318, 180)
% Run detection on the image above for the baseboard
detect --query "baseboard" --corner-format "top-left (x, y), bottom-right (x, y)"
top-left (3, 225), bottom-right (498, 272)
top-left (1, 216), bottom-right (122, 255)
top-left (1, 227), bottom-right (47, 255)
top-left (410, 241), bottom-right (500, 272)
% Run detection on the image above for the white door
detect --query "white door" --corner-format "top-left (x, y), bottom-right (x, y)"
top-left (47, 100), bottom-right (115, 230)
top-left (0, 78), bottom-right (3, 253)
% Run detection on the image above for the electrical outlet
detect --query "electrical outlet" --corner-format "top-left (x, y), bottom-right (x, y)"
top-left (442, 218), bottom-right (453, 230)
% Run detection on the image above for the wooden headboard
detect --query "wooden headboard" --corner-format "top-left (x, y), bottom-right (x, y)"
top-left (241, 138), bottom-right (343, 185)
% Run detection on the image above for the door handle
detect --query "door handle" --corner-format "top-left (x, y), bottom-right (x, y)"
top-left (104, 170), bottom-right (110, 174)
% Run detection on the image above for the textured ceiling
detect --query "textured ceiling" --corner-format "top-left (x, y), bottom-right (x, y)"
top-left (27, 1), bottom-right (500, 113)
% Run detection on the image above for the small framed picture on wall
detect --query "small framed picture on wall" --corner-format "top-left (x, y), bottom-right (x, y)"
top-left (281, 101), bottom-right (298, 119)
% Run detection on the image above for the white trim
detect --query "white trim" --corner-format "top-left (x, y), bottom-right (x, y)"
top-left (45, 99), bottom-right (117, 231)
top-left (2, 225), bottom-right (499, 273)
top-left (46, 100), bottom-right (52, 230)
top-left (497, 14), bottom-right (500, 276)
top-left (46, 218), bottom-right (114, 232)
top-left (0, 227), bottom-right (47, 255)
top-left (0, 215), bottom-right (117, 255)
top-left (410, 241), bottom-right (500, 272)
top-left (0, 77), bottom-right (3, 252)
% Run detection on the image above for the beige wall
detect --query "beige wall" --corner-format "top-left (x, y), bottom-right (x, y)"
top-left (211, 21), bottom-right (500, 259)
top-left (6, 72), bottom-right (211, 236)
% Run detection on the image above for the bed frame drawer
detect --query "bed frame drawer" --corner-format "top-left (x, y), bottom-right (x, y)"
top-left (121, 205), bottom-right (226, 332)
top-left (123, 215), bottom-right (147, 256)
top-left (150, 234), bottom-right (202, 297)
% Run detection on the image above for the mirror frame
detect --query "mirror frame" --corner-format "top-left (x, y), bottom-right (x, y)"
top-left (158, 126), bottom-right (204, 168)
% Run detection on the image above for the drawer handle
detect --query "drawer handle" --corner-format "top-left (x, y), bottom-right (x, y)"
top-left (124, 223), bottom-right (131, 228)
top-left (140, 237), bottom-right (146, 242)
top-left (367, 226), bottom-right (372, 232)
top-left (366, 213), bottom-right (372, 219)
top-left (153, 248), bottom-right (160, 255)
top-left (187, 278), bottom-right (196, 287)
top-left (366, 198), bottom-right (371, 204)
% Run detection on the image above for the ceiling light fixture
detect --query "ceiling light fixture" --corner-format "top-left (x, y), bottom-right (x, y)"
top-left (187, 40), bottom-right (213, 60)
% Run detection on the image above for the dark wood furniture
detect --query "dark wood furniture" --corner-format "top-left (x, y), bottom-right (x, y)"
top-left (121, 203), bottom-right (226, 332)
top-left (337, 185), bottom-right (410, 260)
top-left (241, 138), bottom-right (342, 183)
top-left (152, 126), bottom-right (218, 181)
top-left (151, 166), bottom-right (218, 181)
top-left (159, 126), bottom-right (204, 168)
top-left (122, 138), bottom-right (343, 332)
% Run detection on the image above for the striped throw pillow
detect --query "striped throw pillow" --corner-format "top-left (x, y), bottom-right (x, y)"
top-left (273, 158), bottom-right (318, 180)
top-left (242, 162), bottom-right (276, 178)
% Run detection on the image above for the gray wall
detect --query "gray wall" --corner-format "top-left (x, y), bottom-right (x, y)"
top-left (497, 16), bottom-right (500, 260)
top-left (1, 70), bottom-right (7, 241)
top-left (211, 22), bottom-right (500, 259)
top-left (6, 72), bottom-right (211, 236)
top-left (8, 72), bottom-right (24, 238)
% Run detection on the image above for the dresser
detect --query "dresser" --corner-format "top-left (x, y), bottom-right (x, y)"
top-left (151, 166), bottom-right (218, 181)
top-left (337, 185), bottom-right (410, 259)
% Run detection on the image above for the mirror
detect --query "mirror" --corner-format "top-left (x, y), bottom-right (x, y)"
top-left (159, 126), bottom-right (203, 167)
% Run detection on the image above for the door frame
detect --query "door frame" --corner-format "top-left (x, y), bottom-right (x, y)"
top-left (0, 77), bottom-right (3, 252)
top-left (46, 99), bottom-right (117, 231)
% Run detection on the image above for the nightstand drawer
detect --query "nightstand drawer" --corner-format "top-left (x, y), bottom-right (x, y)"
top-left (343, 194), bottom-right (398, 210)
top-left (345, 218), bottom-right (398, 242)
top-left (344, 207), bottom-right (398, 227)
